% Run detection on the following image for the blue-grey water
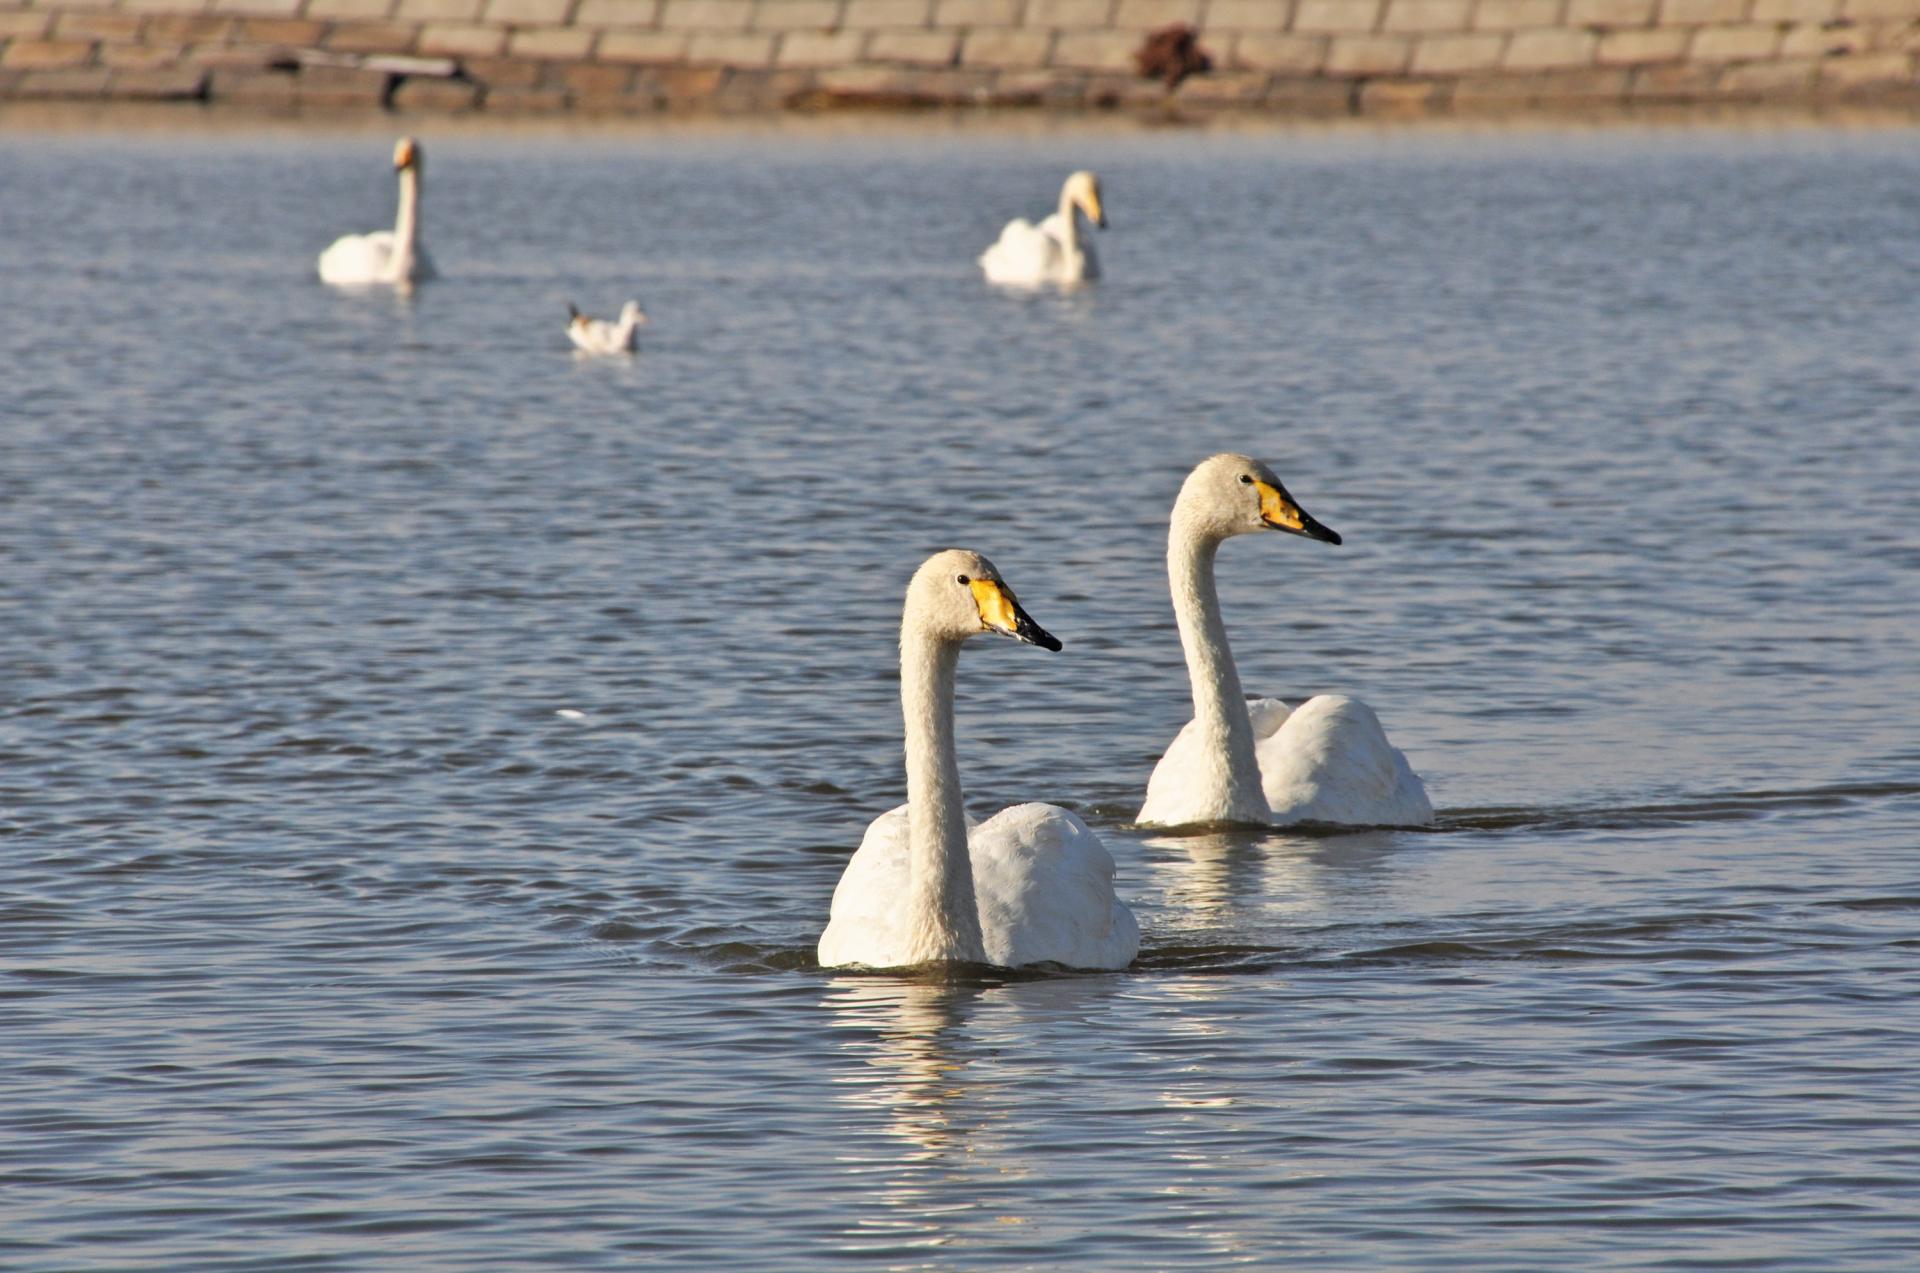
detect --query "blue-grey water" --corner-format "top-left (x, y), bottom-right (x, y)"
top-left (2, 119), bottom-right (1917, 1270)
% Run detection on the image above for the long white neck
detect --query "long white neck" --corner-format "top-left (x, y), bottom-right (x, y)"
top-left (1056, 182), bottom-right (1081, 262)
top-left (390, 166), bottom-right (421, 283)
top-left (615, 304), bottom-right (642, 343)
top-left (1168, 519), bottom-right (1269, 823)
top-left (899, 630), bottom-right (986, 964)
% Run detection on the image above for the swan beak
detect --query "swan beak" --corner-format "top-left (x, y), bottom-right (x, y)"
top-left (1257, 480), bottom-right (1342, 545)
top-left (971, 579), bottom-right (1062, 651)
top-left (1088, 192), bottom-right (1108, 230)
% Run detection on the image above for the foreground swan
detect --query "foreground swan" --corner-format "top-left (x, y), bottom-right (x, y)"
top-left (978, 170), bottom-right (1107, 287)
top-left (819, 550), bottom-right (1139, 971)
top-left (566, 300), bottom-right (646, 354)
top-left (317, 137), bottom-right (435, 289)
top-left (1138, 455), bottom-right (1433, 829)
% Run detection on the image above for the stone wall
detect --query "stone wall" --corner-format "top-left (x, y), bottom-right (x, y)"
top-left (2, 0), bottom-right (1917, 116)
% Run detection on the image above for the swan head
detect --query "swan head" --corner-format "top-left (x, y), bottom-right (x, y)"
top-left (393, 137), bottom-right (421, 172)
top-left (907, 550), bottom-right (1061, 651)
top-left (1064, 170), bottom-right (1107, 229)
top-left (1175, 453), bottom-right (1341, 546)
top-left (620, 300), bottom-right (648, 326)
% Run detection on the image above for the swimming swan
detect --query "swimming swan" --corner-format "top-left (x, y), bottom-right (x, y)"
top-left (1138, 454), bottom-right (1433, 829)
top-left (978, 170), bottom-right (1107, 288)
top-left (566, 300), bottom-right (647, 355)
top-left (317, 137), bottom-right (435, 289)
top-left (819, 550), bottom-right (1140, 971)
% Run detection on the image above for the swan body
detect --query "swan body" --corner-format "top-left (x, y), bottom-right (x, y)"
top-left (317, 137), bottom-right (435, 289)
top-left (819, 550), bottom-right (1139, 972)
top-left (566, 300), bottom-right (646, 354)
top-left (1138, 454), bottom-right (1433, 830)
top-left (979, 170), bottom-right (1107, 288)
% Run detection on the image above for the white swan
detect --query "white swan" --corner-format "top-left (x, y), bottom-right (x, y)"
top-left (978, 170), bottom-right (1107, 288)
top-left (566, 300), bottom-right (646, 355)
top-left (819, 549), bottom-right (1140, 971)
top-left (317, 137), bottom-right (435, 289)
top-left (1138, 454), bottom-right (1433, 829)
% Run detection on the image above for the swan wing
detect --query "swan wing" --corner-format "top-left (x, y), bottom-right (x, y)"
top-left (979, 216), bottom-right (1064, 287)
top-left (969, 803), bottom-right (1139, 970)
top-left (1257, 694), bottom-right (1433, 827)
top-left (817, 804), bottom-right (913, 968)
top-left (317, 231), bottom-right (394, 286)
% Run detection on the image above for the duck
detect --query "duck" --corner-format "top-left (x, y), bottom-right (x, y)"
top-left (317, 137), bottom-right (435, 289)
top-left (819, 549), bottom-right (1140, 971)
top-left (1137, 454), bottom-right (1433, 829)
top-left (565, 300), bottom-right (646, 355)
top-left (978, 170), bottom-right (1107, 288)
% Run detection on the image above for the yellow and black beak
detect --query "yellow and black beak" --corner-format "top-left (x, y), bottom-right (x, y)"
top-left (1256, 480), bottom-right (1342, 545)
top-left (970, 579), bottom-right (1062, 651)
top-left (1090, 189), bottom-right (1108, 230)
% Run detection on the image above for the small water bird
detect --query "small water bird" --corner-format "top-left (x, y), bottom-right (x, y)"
top-left (1137, 454), bottom-right (1433, 829)
top-left (978, 170), bottom-right (1108, 288)
top-left (565, 300), bottom-right (647, 355)
top-left (818, 549), bottom-right (1139, 972)
top-left (317, 137), bottom-right (434, 290)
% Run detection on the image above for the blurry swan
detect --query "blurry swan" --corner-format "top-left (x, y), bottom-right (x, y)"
top-left (317, 137), bottom-right (435, 289)
top-left (819, 550), bottom-right (1139, 971)
top-left (978, 170), bottom-right (1107, 288)
top-left (566, 300), bottom-right (646, 355)
top-left (1138, 454), bottom-right (1432, 829)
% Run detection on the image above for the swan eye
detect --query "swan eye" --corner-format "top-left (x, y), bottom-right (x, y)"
top-left (956, 574), bottom-right (970, 585)
top-left (1239, 474), bottom-right (1254, 485)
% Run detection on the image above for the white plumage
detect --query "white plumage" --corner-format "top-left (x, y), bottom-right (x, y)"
top-left (566, 300), bottom-right (647, 355)
top-left (317, 137), bottom-right (435, 289)
top-left (1137, 454), bottom-right (1434, 830)
top-left (978, 170), bottom-right (1107, 288)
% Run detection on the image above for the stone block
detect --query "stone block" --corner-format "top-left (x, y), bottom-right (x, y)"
top-left (1627, 58), bottom-right (1720, 92)
top-left (119, 0), bottom-right (210, 11)
top-left (1410, 30), bottom-right (1505, 70)
top-left (776, 28), bottom-right (864, 62)
top-left (960, 26), bottom-right (1052, 64)
top-left (935, 0), bottom-right (1019, 22)
top-left (557, 58), bottom-right (633, 89)
top-left (1657, 0), bottom-right (1749, 21)
top-left (236, 17), bottom-right (325, 40)
top-left (866, 27), bottom-right (957, 60)
top-left (1717, 54), bottom-right (1817, 88)
top-left (1113, 0), bottom-right (1202, 24)
top-left (599, 29), bottom-right (690, 57)
top-left (752, 0), bottom-right (841, 28)
top-left (209, 0), bottom-right (304, 14)
top-left (575, 0), bottom-right (661, 23)
top-left (327, 21), bottom-right (421, 51)
top-left (1527, 65), bottom-right (1628, 96)
top-left (53, 13), bottom-right (146, 40)
top-left (113, 66), bottom-right (211, 96)
top-left (1359, 76), bottom-right (1447, 108)
top-left (1263, 74), bottom-right (1356, 111)
top-left (1325, 32), bottom-right (1409, 70)
top-left (418, 21), bottom-right (505, 52)
top-left (1384, 0), bottom-right (1469, 31)
top-left (2, 39), bottom-right (97, 69)
top-left (660, 0), bottom-right (753, 27)
top-left (464, 52), bottom-right (540, 79)
top-left (190, 44), bottom-right (285, 66)
top-left (1051, 27), bottom-right (1137, 68)
top-left (482, 83), bottom-right (571, 107)
top-left (1026, 0), bottom-right (1115, 23)
top-left (708, 65), bottom-right (810, 107)
top-left (1820, 49), bottom-right (1914, 85)
top-left (1842, 0), bottom-right (1916, 15)
top-left (1083, 70), bottom-right (1174, 105)
top-left (509, 25), bottom-right (597, 55)
top-left (0, 13), bottom-right (53, 38)
top-left (1688, 22), bottom-right (1781, 58)
top-left (1597, 26), bottom-right (1687, 60)
top-left (102, 43), bottom-right (184, 68)
top-left (1204, 0), bottom-right (1292, 28)
top-left (391, 73), bottom-right (481, 105)
top-left (484, 0), bottom-right (575, 20)
top-left (306, 0), bottom-right (395, 16)
top-left (396, 0), bottom-right (484, 19)
top-left (1749, 0), bottom-right (1834, 14)
top-left (1566, 0), bottom-right (1656, 22)
top-left (15, 67), bottom-right (112, 95)
top-left (1231, 32), bottom-right (1327, 70)
top-left (840, 0), bottom-right (931, 26)
top-left (1470, 0), bottom-right (1559, 28)
top-left (1503, 27), bottom-right (1597, 67)
top-left (208, 65), bottom-right (299, 98)
top-left (1294, 0), bottom-right (1382, 32)
top-left (686, 29), bottom-right (774, 59)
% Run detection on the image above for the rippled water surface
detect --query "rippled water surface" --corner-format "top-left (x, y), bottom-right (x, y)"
top-left (3, 119), bottom-right (1918, 1270)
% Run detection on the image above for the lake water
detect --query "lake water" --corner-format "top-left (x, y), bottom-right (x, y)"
top-left (2, 117), bottom-right (1917, 1270)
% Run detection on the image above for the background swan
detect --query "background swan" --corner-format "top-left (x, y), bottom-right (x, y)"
top-left (819, 550), bottom-right (1139, 972)
top-left (978, 170), bottom-right (1107, 288)
top-left (1138, 454), bottom-right (1433, 829)
top-left (566, 300), bottom-right (646, 355)
top-left (317, 137), bottom-right (435, 289)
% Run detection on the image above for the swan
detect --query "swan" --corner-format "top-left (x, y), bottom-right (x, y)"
top-left (978, 170), bottom-right (1107, 288)
top-left (819, 550), bottom-right (1140, 972)
top-left (1138, 454), bottom-right (1433, 829)
top-left (317, 137), bottom-right (435, 289)
top-left (566, 300), bottom-right (646, 355)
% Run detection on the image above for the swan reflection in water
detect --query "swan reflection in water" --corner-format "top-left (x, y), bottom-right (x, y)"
top-left (1139, 826), bottom-right (1408, 931)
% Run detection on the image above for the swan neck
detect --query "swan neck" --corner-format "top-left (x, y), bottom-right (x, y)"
top-left (900, 630), bottom-right (985, 964)
top-left (1056, 182), bottom-right (1080, 258)
top-left (1169, 520), bottom-right (1265, 814)
top-left (391, 165), bottom-right (421, 280)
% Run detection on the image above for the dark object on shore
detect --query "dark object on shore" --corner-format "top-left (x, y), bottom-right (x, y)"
top-left (1134, 23), bottom-right (1212, 88)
